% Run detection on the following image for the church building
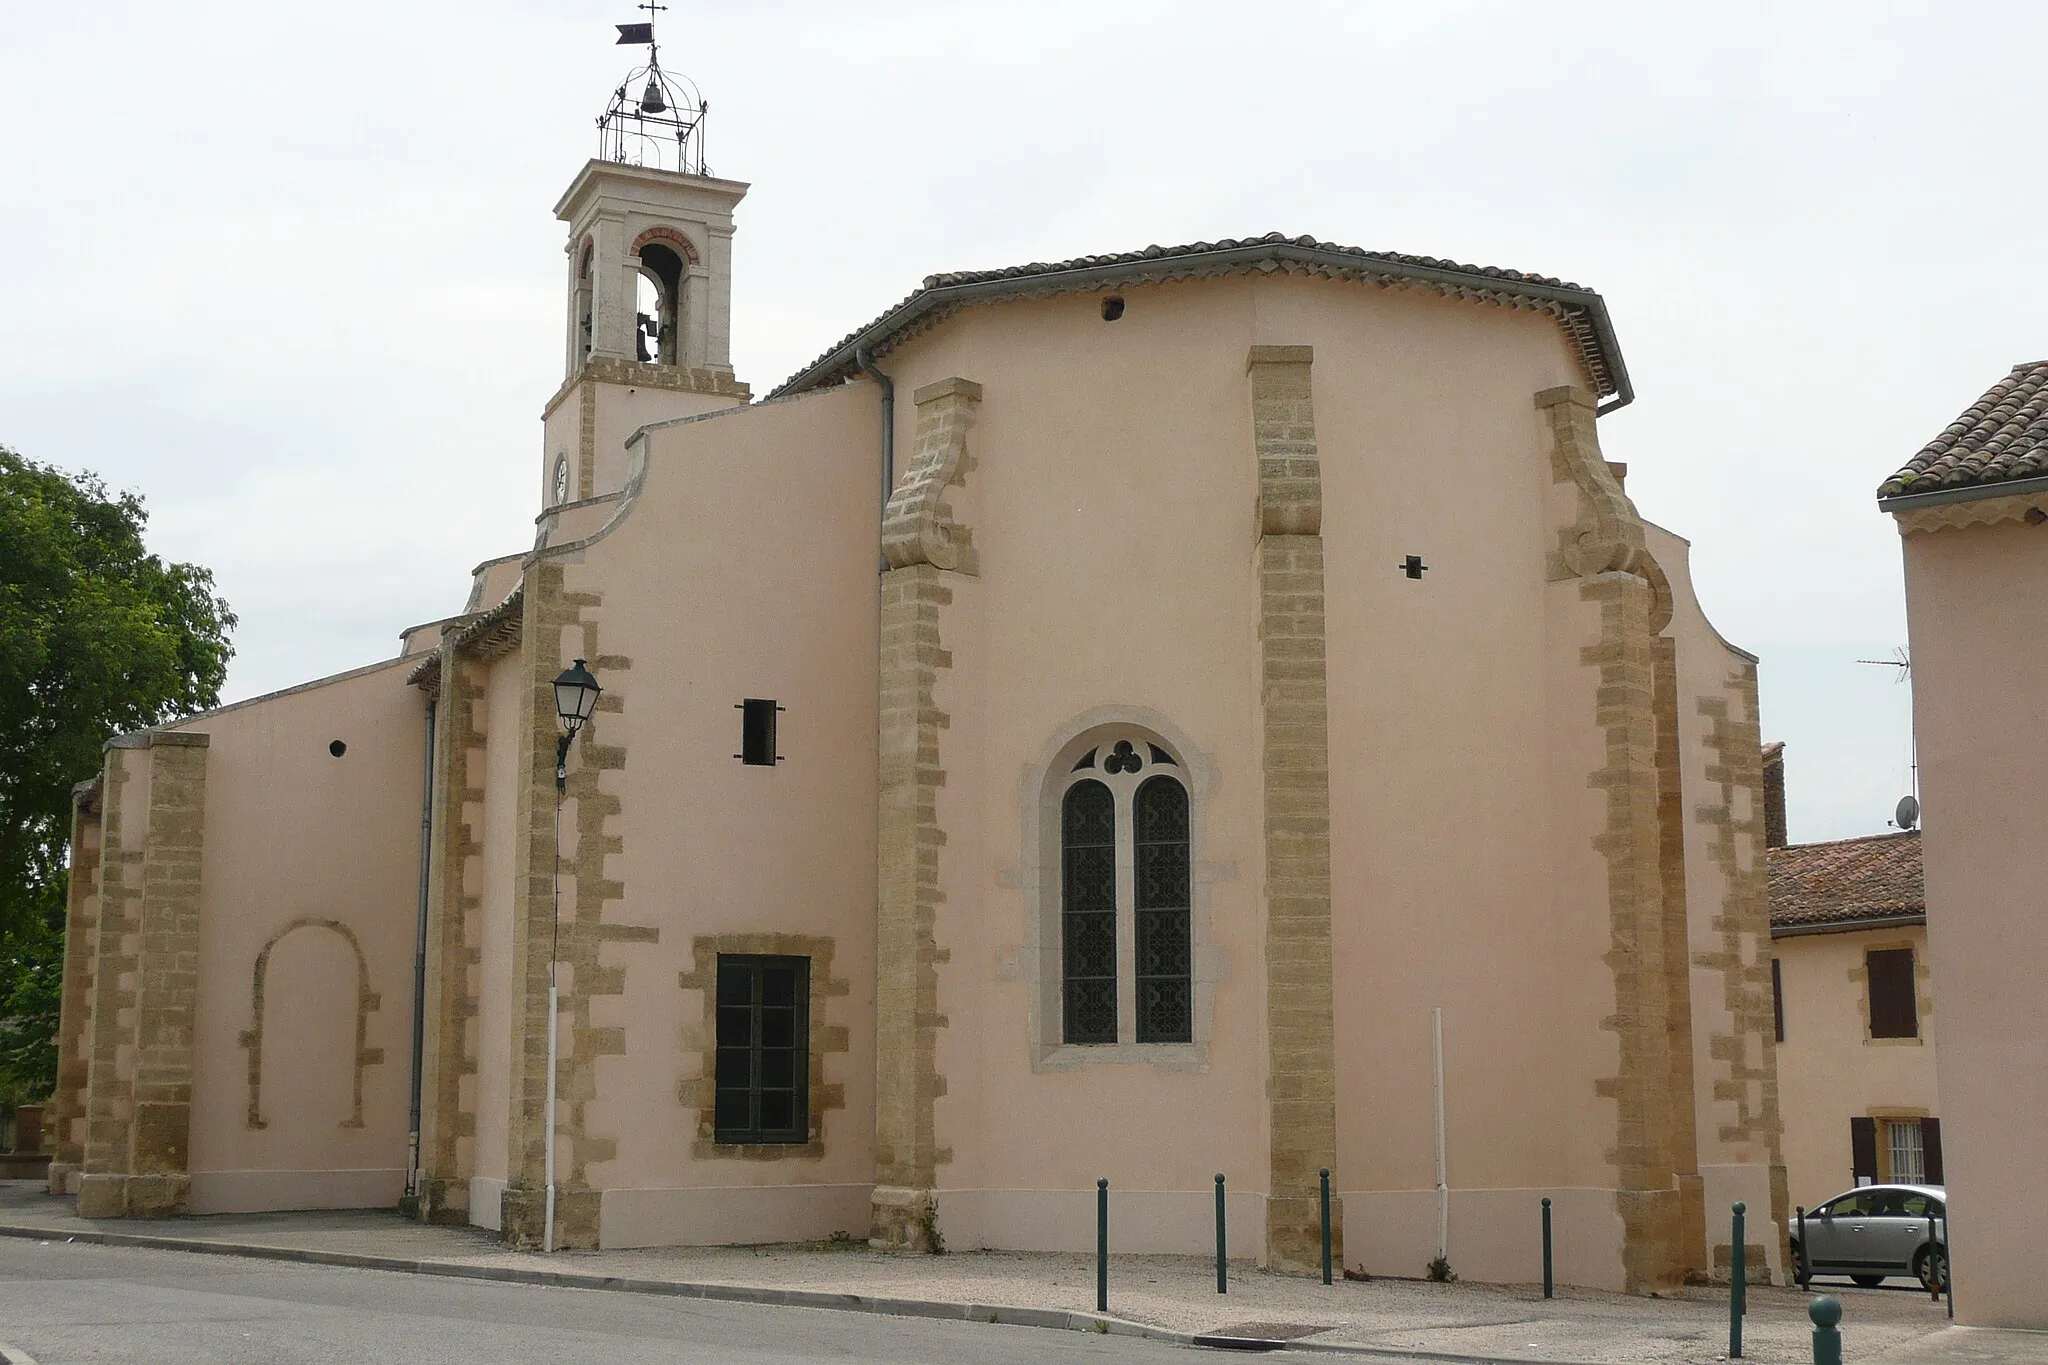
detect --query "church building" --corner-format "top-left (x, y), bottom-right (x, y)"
top-left (42, 35), bottom-right (1786, 1293)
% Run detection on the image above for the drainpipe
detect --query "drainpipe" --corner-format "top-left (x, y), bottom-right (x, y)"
top-left (406, 696), bottom-right (436, 1203)
top-left (854, 347), bottom-right (895, 540)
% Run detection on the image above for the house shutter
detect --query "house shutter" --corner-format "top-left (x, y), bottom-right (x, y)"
top-left (1922, 1118), bottom-right (1943, 1185)
top-left (1851, 1116), bottom-right (1878, 1183)
top-left (1866, 948), bottom-right (1919, 1039)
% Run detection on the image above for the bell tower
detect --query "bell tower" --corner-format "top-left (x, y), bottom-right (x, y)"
top-left (541, 17), bottom-right (749, 509)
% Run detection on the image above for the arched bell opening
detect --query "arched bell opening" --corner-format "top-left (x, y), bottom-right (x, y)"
top-left (572, 239), bottom-right (595, 365)
top-left (635, 242), bottom-right (685, 366)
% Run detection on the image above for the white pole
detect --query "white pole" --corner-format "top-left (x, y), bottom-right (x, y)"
top-left (1433, 1006), bottom-right (1448, 1265)
top-left (544, 975), bottom-right (558, 1254)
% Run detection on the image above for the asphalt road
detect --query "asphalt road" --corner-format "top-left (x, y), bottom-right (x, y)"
top-left (0, 1239), bottom-right (1206, 1364)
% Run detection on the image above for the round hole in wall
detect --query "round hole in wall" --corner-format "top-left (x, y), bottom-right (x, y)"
top-left (328, 740), bottom-right (347, 758)
top-left (1100, 295), bottom-right (1125, 322)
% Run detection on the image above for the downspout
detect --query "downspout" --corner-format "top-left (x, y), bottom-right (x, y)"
top-left (854, 347), bottom-right (895, 539)
top-left (406, 695), bottom-right (436, 1203)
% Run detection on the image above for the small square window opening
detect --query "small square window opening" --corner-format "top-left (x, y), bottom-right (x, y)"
top-left (737, 698), bottom-right (783, 765)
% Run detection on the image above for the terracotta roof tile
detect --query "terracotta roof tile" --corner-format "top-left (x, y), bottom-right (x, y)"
top-left (1879, 361), bottom-right (2048, 499)
top-left (768, 232), bottom-right (1628, 407)
top-left (1768, 831), bottom-right (1923, 930)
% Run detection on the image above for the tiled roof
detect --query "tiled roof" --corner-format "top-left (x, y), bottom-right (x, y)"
top-left (768, 233), bottom-right (1629, 406)
top-left (1768, 831), bottom-right (1923, 931)
top-left (1879, 361), bottom-right (2048, 499)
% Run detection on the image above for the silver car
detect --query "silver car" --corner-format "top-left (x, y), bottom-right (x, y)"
top-left (1793, 1184), bottom-right (1949, 1290)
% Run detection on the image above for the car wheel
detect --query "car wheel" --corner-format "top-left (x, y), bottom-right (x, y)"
top-left (1916, 1247), bottom-right (1949, 1293)
top-left (1850, 1273), bottom-right (1886, 1288)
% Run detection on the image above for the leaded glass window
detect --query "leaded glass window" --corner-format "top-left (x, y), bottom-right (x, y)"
top-left (1061, 779), bottom-right (1118, 1043)
top-left (1134, 775), bottom-right (1192, 1043)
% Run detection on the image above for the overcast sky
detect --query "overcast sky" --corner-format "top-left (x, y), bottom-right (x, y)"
top-left (4, 1), bottom-right (2042, 843)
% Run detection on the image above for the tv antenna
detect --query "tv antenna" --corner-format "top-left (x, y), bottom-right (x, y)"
top-left (1854, 646), bottom-right (1911, 683)
top-left (1857, 647), bottom-right (1920, 828)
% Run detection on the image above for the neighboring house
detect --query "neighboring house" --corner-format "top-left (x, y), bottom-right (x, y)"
top-left (37, 35), bottom-right (1789, 1294)
top-left (1876, 360), bottom-right (2048, 1329)
top-left (1764, 743), bottom-right (1939, 1214)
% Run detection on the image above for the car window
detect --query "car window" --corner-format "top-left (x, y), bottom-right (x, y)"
top-left (1899, 1192), bottom-right (1937, 1218)
top-left (1825, 1193), bottom-right (1871, 1217)
top-left (1871, 1190), bottom-right (1914, 1217)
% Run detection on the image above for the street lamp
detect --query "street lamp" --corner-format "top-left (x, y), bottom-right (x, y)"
top-left (544, 658), bottom-right (601, 1254)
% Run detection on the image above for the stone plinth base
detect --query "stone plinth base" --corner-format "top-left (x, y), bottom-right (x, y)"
top-left (500, 1185), bottom-right (600, 1250)
top-left (45, 1160), bottom-right (79, 1197)
top-left (1266, 1193), bottom-right (1341, 1275)
top-left (869, 1185), bottom-right (938, 1253)
top-left (76, 1172), bottom-right (190, 1219)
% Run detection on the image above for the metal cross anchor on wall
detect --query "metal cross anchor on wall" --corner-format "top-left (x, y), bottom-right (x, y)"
top-left (1399, 555), bottom-right (1428, 579)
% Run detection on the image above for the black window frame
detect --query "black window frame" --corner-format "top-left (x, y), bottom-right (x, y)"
top-left (713, 954), bottom-right (810, 1146)
top-left (1133, 773), bottom-right (1193, 1044)
top-left (1060, 779), bottom-right (1118, 1044)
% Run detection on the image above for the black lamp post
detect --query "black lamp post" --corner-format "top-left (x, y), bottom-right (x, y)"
top-left (543, 657), bottom-right (600, 1254)
top-left (552, 658), bottom-right (603, 790)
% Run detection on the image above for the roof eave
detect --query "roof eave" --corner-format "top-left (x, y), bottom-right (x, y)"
top-left (1771, 911), bottom-right (1926, 939)
top-left (767, 242), bottom-right (1631, 407)
top-left (1878, 471), bottom-right (2048, 513)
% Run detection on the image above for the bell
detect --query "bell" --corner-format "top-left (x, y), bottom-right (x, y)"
top-left (640, 78), bottom-right (668, 115)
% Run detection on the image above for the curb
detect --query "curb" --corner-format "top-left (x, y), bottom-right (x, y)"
top-left (0, 1221), bottom-right (1601, 1363)
top-left (0, 1221), bottom-right (1181, 1346)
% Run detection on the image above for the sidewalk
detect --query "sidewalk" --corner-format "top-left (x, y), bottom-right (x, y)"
top-left (1, 1183), bottom-right (2035, 1364)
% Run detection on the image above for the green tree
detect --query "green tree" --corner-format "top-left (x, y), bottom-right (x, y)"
top-left (0, 446), bottom-right (235, 1106)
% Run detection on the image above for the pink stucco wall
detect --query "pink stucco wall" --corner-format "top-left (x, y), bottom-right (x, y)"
top-left (175, 658), bottom-right (425, 1213)
top-left (1898, 515), bottom-right (2048, 1327)
top-left (563, 382), bottom-right (882, 1247)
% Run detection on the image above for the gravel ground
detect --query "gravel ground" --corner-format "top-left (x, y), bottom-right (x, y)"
top-left (0, 1183), bottom-right (1995, 1364)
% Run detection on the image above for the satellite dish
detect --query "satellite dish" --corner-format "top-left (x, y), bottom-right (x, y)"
top-left (1895, 795), bottom-right (1920, 831)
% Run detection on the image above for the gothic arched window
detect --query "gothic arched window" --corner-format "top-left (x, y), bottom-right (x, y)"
top-left (1056, 734), bottom-right (1194, 1047)
top-left (1134, 775), bottom-right (1192, 1043)
top-left (1061, 779), bottom-right (1117, 1044)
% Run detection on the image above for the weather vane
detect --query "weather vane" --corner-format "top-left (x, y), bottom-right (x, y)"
top-left (597, 4), bottom-right (709, 176)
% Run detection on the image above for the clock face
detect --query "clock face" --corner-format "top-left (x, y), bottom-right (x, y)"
top-left (553, 457), bottom-right (571, 505)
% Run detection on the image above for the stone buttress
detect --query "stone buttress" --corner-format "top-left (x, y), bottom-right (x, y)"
top-left (1247, 345), bottom-right (1343, 1274)
top-left (870, 377), bottom-right (980, 1251)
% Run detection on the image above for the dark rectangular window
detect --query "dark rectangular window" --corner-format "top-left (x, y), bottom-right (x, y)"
top-left (1771, 957), bottom-right (1784, 1043)
top-left (738, 699), bottom-right (780, 766)
top-left (713, 955), bottom-right (809, 1145)
top-left (1867, 947), bottom-right (1919, 1039)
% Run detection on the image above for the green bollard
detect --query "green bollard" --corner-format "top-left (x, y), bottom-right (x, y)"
top-left (1096, 1178), bottom-right (1108, 1313)
top-left (1809, 1293), bottom-right (1843, 1365)
top-left (1730, 1201), bottom-right (1747, 1359)
top-left (1320, 1169), bottom-right (1333, 1286)
top-left (1541, 1197), bottom-right (1553, 1299)
top-left (1796, 1206), bottom-right (1810, 1290)
top-left (1215, 1174), bottom-right (1228, 1294)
